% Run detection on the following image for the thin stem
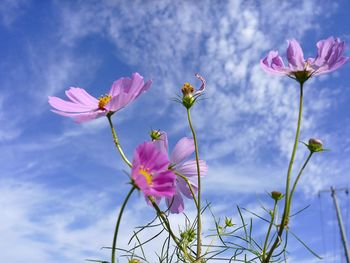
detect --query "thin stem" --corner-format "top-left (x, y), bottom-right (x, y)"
top-left (148, 197), bottom-right (195, 262)
top-left (107, 114), bottom-right (132, 168)
top-left (175, 171), bottom-right (199, 208)
top-left (262, 200), bottom-right (278, 261)
top-left (288, 152), bottom-right (313, 209)
top-left (264, 82), bottom-right (304, 263)
top-left (186, 108), bottom-right (202, 260)
top-left (111, 186), bottom-right (136, 263)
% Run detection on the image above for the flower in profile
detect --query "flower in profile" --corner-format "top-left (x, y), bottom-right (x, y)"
top-left (131, 141), bottom-right (176, 198)
top-left (48, 73), bottom-right (152, 123)
top-left (261, 37), bottom-right (349, 83)
top-left (153, 132), bottom-right (208, 213)
top-left (181, 73), bottom-right (206, 109)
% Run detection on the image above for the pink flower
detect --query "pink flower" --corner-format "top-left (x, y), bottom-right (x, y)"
top-left (131, 141), bottom-right (176, 198)
top-left (153, 132), bottom-right (208, 214)
top-left (48, 73), bottom-right (152, 123)
top-left (261, 37), bottom-right (349, 83)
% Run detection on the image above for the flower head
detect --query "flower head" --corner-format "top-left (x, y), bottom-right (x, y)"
top-left (48, 73), bottom-right (152, 123)
top-left (306, 138), bottom-right (324, 153)
top-left (131, 141), bottom-right (176, 198)
top-left (181, 73), bottom-right (206, 109)
top-left (261, 37), bottom-right (349, 83)
top-left (153, 132), bottom-right (208, 214)
top-left (271, 191), bottom-right (284, 201)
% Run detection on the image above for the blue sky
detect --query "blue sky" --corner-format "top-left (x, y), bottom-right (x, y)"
top-left (1, 0), bottom-right (350, 262)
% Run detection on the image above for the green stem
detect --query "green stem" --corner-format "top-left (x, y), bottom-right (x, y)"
top-left (186, 108), bottom-right (202, 261)
top-left (107, 114), bottom-right (132, 168)
top-left (148, 197), bottom-right (195, 262)
top-left (111, 186), bottom-right (136, 263)
top-left (262, 200), bottom-right (278, 261)
top-left (175, 171), bottom-right (199, 209)
top-left (288, 152), bottom-right (313, 210)
top-left (264, 82), bottom-right (304, 263)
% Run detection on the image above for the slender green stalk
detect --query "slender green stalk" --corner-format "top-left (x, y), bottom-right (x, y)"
top-left (262, 200), bottom-right (278, 261)
top-left (288, 152), bottom-right (313, 209)
top-left (263, 82), bottom-right (304, 263)
top-left (107, 114), bottom-right (132, 168)
top-left (112, 186), bottom-right (136, 263)
top-left (175, 171), bottom-right (199, 208)
top-left (148, 197), bottom-right (195, 262)
top-left (186, 108), bottom-right (202, 261)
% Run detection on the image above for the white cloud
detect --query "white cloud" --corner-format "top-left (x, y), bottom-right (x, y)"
top-left (2, 1), bottom-right (349, 262)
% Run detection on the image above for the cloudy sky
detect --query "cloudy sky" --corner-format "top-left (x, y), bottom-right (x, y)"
top-left (1, 0), bottom-right (350, 262)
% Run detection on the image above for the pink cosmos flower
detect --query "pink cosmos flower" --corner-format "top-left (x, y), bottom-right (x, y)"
top-left (153, 132), bottom-right (208, 214)
top-left (48, 73), bottom-right (152, 123)
top-left (261, 37), bottom-right (349, 83)
top-left (131, 141), bottom-right (176, 198)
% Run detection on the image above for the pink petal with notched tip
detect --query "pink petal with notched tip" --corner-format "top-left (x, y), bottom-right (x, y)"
top-left (48, 96), bottom-right (96, 112)
top-left (286, 39), bottom-right (305, 70)
top-left (65, 87), bottom-right (99, 106)
top-left (260, 51), bottom-right (288, 76)
top-left (109, 77), bottom-right (132, 97)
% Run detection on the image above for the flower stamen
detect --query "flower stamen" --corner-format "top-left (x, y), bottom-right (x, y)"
top-left (98, 94), bottom-right (111, 109)
top-left (139, 166), bottom-right (153, 185)
top-left (181, 82), bottom-right (194, 97)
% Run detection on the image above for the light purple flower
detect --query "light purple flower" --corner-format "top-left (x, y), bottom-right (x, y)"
top-left (131, 141), bottom-right (176, 198)
top-left (261, 37), bottom-right (349, 83)
top-left (48, 73), bottom-right (152, 123)
top-left (153, 132), bottom-right (208, 214)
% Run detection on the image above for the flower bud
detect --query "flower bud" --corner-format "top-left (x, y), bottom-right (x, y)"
top-left (307, 138), bottom-right (323, 152)
top-left (180, 228), bottom-right (196, 242)
top-left (129, 259), bottom-right (141, 263)
top-left (181, 82), bottom-right (195, 109)
top-left (271, 191), bottom-right (284, 201)
top-left (180, 74), bottom-right (206, 109)
top-left (225, 217), bottom-right (234, 227)
top-left (149, 129), bottom-right (162, 141)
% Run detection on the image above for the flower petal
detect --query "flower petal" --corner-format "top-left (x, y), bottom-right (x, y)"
top-left (65, 87), bottom-right (99, 106)
top-left (106, 73), bottom-right (152, 112)
top-left (177, 176), bottom-right (197, 199)
top-left (170, 137), bottom-right (195, 165)
top-left (260, 51), bottom-right (289, 76)
top-left (104, 91), bottom-right (130, 112)
top-left (286, 39), bottom-right (305, 70)
top-left (194, 73), bottom-right (206, 95)
top-left (51, 110), bottom-right (105, 123)
top-left (166, 191), bottom-right (184, 214)
top-left (152, 132), bottom-right (169, 155)
top-left (176, 160), bottom-right (208, 177)
top-left (48, 96), bottom-right (96, 112)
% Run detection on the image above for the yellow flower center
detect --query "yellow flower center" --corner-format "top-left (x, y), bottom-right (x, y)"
top-left (139, 167), bottom-right (153, 185)
top-left (181, 82), bottom-right (194, 97)
top-left (98, 94), bottom-right (111, 109)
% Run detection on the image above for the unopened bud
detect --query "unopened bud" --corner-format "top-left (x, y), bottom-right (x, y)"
top-left (180, 228), bottom-right (196, 242)
top-left (225, 217), bottom-right (234, 227)
top-left (129, 259), bottom-right (141, 263)
top-left (181, 82), bottom-right (195, 109)
top-left (181, 82), bottom-right (195, 97)
top-left (149, 129), bottom-right (162, 141)
top-left (307, 138), bottom-right (323, 152)
top-left (271, 191), bottom-right (284, 201)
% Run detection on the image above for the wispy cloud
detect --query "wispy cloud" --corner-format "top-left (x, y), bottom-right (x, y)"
top-left (0, 0), bottom-right (30, 27)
